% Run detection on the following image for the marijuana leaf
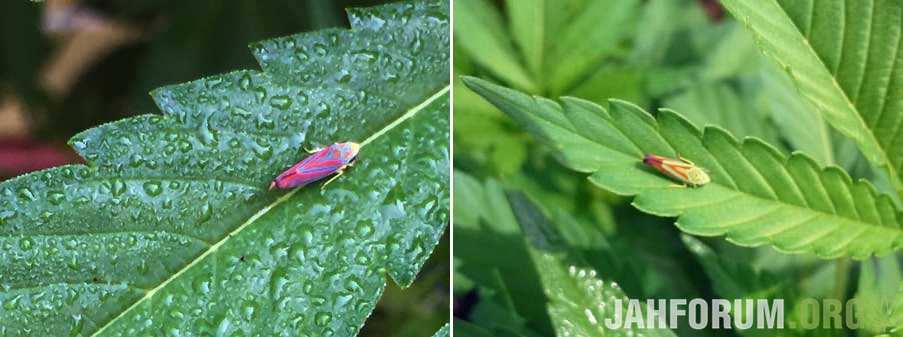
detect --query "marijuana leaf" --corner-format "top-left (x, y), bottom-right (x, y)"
top-left (0, 1), bottom-right (448, 336)
top-left (719, 0), bottom-right (903, 195)
top-left (463, 76), bottom-right (903, 259)
top-left (507, 192), bottom-right (677, 337)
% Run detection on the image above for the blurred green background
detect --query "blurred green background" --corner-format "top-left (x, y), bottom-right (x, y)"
top-left (453, 0), bottom-right (901, 336)
top-left (0, 1), bottom-right (448, 336)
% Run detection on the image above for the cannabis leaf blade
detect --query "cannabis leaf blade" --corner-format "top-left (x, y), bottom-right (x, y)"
top-left (463, 76), bottom-right (903, 259)
top-left (432, 323), bottom-right (450, 337)
top-left (0, 1), bottom-right (449, 336)
top-left (719, 0), bottom-right (903, 194)
top-left (454, 0), bottom-right (638, 96)
top-left (454, 0), bottom-right (535, 92)
top-left (506, 192), bottom-right (677, 337)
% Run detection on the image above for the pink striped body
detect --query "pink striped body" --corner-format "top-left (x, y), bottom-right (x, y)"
top-left (269, 142), bottom-right (360, 189)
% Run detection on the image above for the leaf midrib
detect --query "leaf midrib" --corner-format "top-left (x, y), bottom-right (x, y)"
top-left (88, 84), bottom-right (449, 337)
top-left (730, 0), bottom-right (898, 191)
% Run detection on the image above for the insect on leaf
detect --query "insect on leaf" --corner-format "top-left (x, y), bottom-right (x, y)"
top-left (463, 76), bottom-right (903, 260)
top-left (0, 1), bottom-right (449, 336)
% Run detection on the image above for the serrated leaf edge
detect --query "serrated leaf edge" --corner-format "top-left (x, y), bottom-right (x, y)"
top-left (88, 84), bottom-right (449, 337)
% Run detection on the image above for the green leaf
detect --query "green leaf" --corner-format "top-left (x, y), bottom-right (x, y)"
top-left (454, 0), bottom-right (536, 92)
top-left (855, 256), bottom-right (903, 336)
top-left (538, 0), bottom-right (639, 95)
top-left (453, 72), bottom-right (528, 176)
top-left (432, 323), bottom-right (450, 337)
top-left (755, 64), bottom-right (835, 165)
top-left (454, 319), bottom-right (499, 337)
top-left (719, 0), bottom-right (903, 196)
top-left (0, 1), bottom-right (449, 336)
top-left (463, 76), bottom-right (903, 259)
top-left (630, 0), bottom-right (709, 68)
top-left (452, 170), bottom-right (553, 335)
top-left (682, 236), bottom-right (806, 337)
top-left (455, 0), bottom-right (638, 97)
top-left (504, 0), bottom-right (544, 79)
top-left (682, 235), bottom-right (786, 301)
top-left (664, 81), bottom-right (782, 148)
top-left (506, 192), bottom-right (677, 337)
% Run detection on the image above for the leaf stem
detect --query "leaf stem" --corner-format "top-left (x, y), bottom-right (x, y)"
top-left (88, 188), bottom-right (301, 337)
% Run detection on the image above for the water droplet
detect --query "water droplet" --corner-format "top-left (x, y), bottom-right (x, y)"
top-left (3, 295), bottom-right (20, 310)
top-left (254, 145), bottom-right (273, 161)
top-left (269, 95), bottom-right (292, 109)
top-left (0, 210), bottom-right (17, 224)
top-left (17, 187), bottom-right (35, 201)
top-left (19, 237), bottom-right (33, 250)
top-left (313, 43), bottom-right (327, 56)
top-left (256, 116), bottom-right (275, 130)
top-left (315, 312), bottom-right (332, 327)
top-left (216, 317), bottom-right (231, 337)
top-left (356, 223), bottom-right (374, 237)
top-left (337, 71), bottom-right (352, 83)
top-left (143, 182), bottom-right (163, 196)
top-left (242, 301), bottom-right (257, 319)
top-left (48, 191), bottom-right (65, 205)
top-left (239, 73), bottom-right (252, 90)
top-left (198, 203), bottom-right (212, 223)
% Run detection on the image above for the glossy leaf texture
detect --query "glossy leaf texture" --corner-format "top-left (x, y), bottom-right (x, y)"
top-left (432, 323), bottom-right (450, 337)
top-left (463, 76), bottom-right (903, 259)
top-left (719, 0), bottom-right (903, 195)
top-left (0, 1), bottom-right (449, 336)
top-left (506, 192), bottom-right (677, 337)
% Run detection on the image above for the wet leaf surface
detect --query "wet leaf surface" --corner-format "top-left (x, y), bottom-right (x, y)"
top-left (0, 0), bottom-right (449, 336)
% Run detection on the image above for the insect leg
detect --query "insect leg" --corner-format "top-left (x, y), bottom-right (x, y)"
top-left (668, 183), bottom-right (687, 189)
top-left (320, 166), bottom-right (347, 191)
top-left (304, 146), bottom-right (323, 154)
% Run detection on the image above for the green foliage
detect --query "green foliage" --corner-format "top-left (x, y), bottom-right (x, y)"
top-left (432, 323), bottom-right (450, 337)
top-left (453, 170), bottom-right (552, 335)
top-left (454, 1), bottom-right (903, 337)
top-left (464, 76), bottom-right (903, 259)
top-left (719, 0), bottom-right (903, 195)
top-left (855, 256), bottom-right (903, 335)
top-left (0, 1), bottom-right (448, 336)
top-left (507, 192), bottom-right (677, 337)
top-left (454, 171), bottom-right (677, 336)
top-left (453, 0), bottom-right (646, 178)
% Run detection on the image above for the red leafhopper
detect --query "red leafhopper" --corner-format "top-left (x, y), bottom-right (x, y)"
top-left (642, 154), bottom-right (710, 187)
top-left (269, 142), bottom-right (361, 190)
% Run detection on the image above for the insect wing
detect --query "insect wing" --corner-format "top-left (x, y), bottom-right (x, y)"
top-left (292, 146), bottom-right (346, 180)
top-left (659, 159), bottom-right (693, 182)
top-left (274, 145), bottom-right (344, 188)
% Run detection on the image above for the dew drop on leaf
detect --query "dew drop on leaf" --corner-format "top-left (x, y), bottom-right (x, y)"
top-left (47, 191), bottom-right (65, 205)
top-left (143, 182), bottom-right (163, 197)
top-left (269, 95), bottom-right (292, 109)
top-left (16, 187), bottom-right (35, 201)
top-left (315, 312), bottom-right (332, 327)
top-left (18, 238), bottom-right (33, 251)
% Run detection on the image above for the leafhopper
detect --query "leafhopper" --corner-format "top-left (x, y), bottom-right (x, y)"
top-left (269, 142), bottom-right (360, 190)
top-left (642, 154), bottom-right (710, 187)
